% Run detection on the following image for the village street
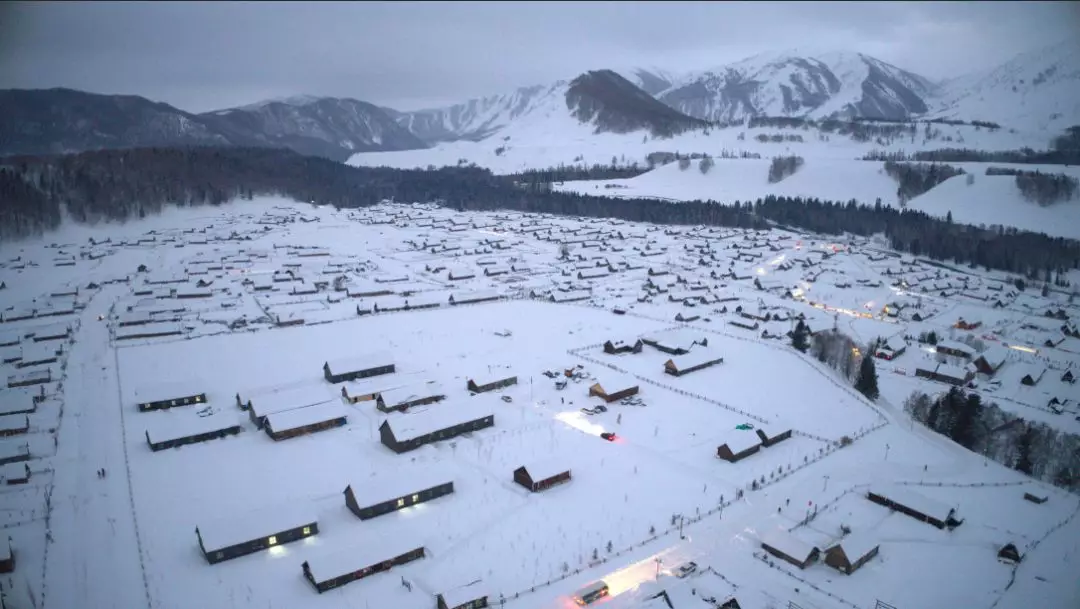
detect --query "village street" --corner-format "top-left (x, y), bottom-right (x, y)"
top-left (44, 285), bottom-right (149, 609)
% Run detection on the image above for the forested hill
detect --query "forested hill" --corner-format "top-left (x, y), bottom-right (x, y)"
top-left (0, 146), bottom-right (1076, 280)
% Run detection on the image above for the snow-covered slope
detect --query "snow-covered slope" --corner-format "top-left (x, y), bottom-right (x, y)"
top-left (657, 49), bottom-right (936, 123)
top-left (389, 82), bottom-right (568, 143)
top-left (930, 39), bottom-right (1080, 133)
top-left (551, 158), bottom-right (1080, 239)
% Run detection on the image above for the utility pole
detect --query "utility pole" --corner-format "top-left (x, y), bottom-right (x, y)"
top-left (884, 443), bottom-right (891, 461)
top-left (655, 557), bottom-right (663, 580)
top-left (823, 475), bottom-right (830, 492)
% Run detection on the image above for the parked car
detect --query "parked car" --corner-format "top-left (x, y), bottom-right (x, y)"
top-left (675, 561), bottom-right (698, 578)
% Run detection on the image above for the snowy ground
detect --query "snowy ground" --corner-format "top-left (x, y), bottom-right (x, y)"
top-left (0, 198), bottom-right (1077, 609)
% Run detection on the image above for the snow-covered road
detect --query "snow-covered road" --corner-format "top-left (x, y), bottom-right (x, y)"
top-left (44, 287), bottom-right (150, 609)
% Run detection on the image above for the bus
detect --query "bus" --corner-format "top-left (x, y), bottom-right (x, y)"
top-left (572, 580), bottom-right (610, 606)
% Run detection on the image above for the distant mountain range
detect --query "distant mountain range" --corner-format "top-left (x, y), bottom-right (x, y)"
top-left (1, 39), bottom-right (1076, 159)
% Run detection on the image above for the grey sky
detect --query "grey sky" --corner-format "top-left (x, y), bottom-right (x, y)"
top-left (1, 1), bottom-right (1077, 113)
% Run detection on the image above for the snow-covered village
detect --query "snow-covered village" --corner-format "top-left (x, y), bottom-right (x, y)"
top-left (2, 3), bottom-right (1080, 609)
top-left (0, 194), bottom-right (1078, 609)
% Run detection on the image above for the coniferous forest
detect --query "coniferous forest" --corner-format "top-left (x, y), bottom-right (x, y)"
top-left (0, 146), bottom-right (1077, 282)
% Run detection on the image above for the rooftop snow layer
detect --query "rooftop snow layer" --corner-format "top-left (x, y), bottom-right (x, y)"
top-left (384, 397), bottom-right (495, 442)
top-left (303, 533), bottom-right (423, 583)
top-left (264, 402), bottom-right (349, 432)
top-left (347, 467), bottom-right (455, 508)
top-left (197, 504), bottom-right (318, 553)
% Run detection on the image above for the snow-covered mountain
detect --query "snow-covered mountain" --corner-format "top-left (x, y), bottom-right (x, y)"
top-left (0, 89), bottom-right (426, 160)
top-left (566, 70), bottom-right (707, 137)
top-left (202, 96), bottom-right (427, 160)
top-left (656, 49), bottom-right (936, 123)
top-left (930, 39), bottom-right (1080, 132)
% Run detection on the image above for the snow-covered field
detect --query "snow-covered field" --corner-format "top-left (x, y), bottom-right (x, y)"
top-left (1, 198), bottom-right (1077, 609)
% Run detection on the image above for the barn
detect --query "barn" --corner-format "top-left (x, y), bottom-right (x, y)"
top-left (438, 581), bottom-right (490, 609)
top-left (264, 403), bottom-right (349, 441)
top-left (717, 433), bottom-right (760, 463)
top-left (664, 348), bottom-right (724, 376)
top-left (301, 536), bottom-right (425, 593)
top-left (588, 375), bottom-right (639, 403)
top-left (761, 530), bottom-right (820, 569)
top-left (603, 339), bottom-right (643, 354)
top-left (914, 362), bottom-right (974, 386)
top-left (379, 401), bottom-right (495, 453)
top-left (144, 417), bottom-right (242, 451)
top-left (133, 382), bottom-right (207, 412)
top-left (376, 381), bottom-right (446, 412)
top-left (823, 534), bottom-right (880, 574)
top-left (344, 471), bottom-right (455, 520)
top-left (449, 290), bottom-right (500, 305)
top-left (245, 386), bottom-right (333, 429)
top-left (196, 506), bottom-right (318, 564)
top-left (0, 415), bottom-right (29, 437)
top-left (867, 487), bottom-right (962, 530)
top-left (755, 426), bottom-right (793, 447)
top-left (339, 377), bottom-right (409, 404)
top-left (467, 374), bottom-right (517, 394)
top-left (513, 459), bottom-right (572, 492)
top-left (323, 353), bottom-right (395, 383)
top-left (642, 329), bottom-right (708, 355)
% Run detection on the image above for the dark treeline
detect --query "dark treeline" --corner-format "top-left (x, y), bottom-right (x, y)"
top-left (883, 161), bottom-right (966, 203)
top-left (905, 388), bottom-right (1079, 492)
top-left (767, 155), bottom-right (805, 183)
top-left (985, 167), bottom-right (1078, 206)
top-left (504, 164), bottom-right (650, 185)
top-left (1, 146), bottom-right (1077, 280)
top-left (864, 125), bottom-right (1080, 165)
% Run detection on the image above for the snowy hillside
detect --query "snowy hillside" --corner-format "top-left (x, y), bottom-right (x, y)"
top-left (348, 119), bottom-right (1050, 175)
top-left (931, 39), bottom-right (1080, 133)
top-left (553, 159), bottom-right (1080, 240)
top-left (657, 49), bottom-right (935, 123)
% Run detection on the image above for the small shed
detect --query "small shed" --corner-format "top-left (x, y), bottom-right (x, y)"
top-left (588, 375), bottom-right (639, 403)
top-left (1023, 492), bottom-right (1048, 505)
top-left (761, 530), bottom-right (820, 569)
top-left (997, 542), bottom-right (1022, 564)
top-left (438, 580), bottom-right (490, 609)
top-left (513, 459), bottom-right (571, 492)
top-left (717, 433), bottom-right (761, 463)
top-left (824, 534), bottom-right (880, 574)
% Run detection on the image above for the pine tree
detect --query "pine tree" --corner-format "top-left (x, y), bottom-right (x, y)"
top-left (791, 320), bottom-right (809, 353)
top-left (1014, 424), bottom-right (1036, 476)
top-left (854, 355), bottom-right (880, 400)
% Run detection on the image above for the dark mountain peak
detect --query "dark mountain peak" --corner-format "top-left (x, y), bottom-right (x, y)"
top-left (566, 70), bottom-right (707, 137)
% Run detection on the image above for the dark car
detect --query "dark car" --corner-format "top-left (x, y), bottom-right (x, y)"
top-left (600, 432), bottom-right (617, 441)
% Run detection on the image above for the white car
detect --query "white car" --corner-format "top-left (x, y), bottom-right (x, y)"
top-left (675, 561), bottom-right (698, 578)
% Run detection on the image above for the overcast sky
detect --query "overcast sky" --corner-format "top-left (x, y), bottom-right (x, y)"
top-left (1, 1), bottom-right (1077, 113)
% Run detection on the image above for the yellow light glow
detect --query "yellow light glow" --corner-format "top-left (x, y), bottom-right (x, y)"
top-left (267, 536), bottom-right (277, 546)
top-left (1009, 345), bottom-right (1037, 354)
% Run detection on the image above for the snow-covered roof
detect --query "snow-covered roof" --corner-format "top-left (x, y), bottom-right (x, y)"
top-left (377, 381), bottom-right (444, 407)
top-left (132, 380), bottom-right (205, 405)
top-left (303, 534), bottom-right (423, 583)
top-left (347, 467), bottom-right (454, 508)
top-left (0, 414), bottom-right (28, 434)
top-left (934, 362), bottom-right (971, 381)
top-left (324, 352), bottom-right (393, 377)
top-left (667, 347), bottom-right (724, 372)
top-left (247, 385), bottom-right (333, 418)
top-left (761, 528), bottom-right (817, 561)
top-left (829, 532), bottom-right (879, 561)
top-left (385, 398), bottom-right (495, 442)
top-left (553, 290), bottom-right (591, 303)
top-left (590, 372), bottom-right (637, 396)
top-left (115, 322), bottom-right (184, 339)
top-left (468, 371), bottom-right (516, 388)
top-left (450, 289), bottom-right (500, 304)
top-left (405, 293), bottom-right (445, 308)
top-left (720, 431), bottom-right (760, 454)
top-left (0, 387), bottom-right (39, 416)
top-left (197, 504), bottom-right (318, 553)
top-left (265, 402), bottom-right (349, 432)
top-left (644, 328), bottom-right (707, 350)
top-left (0, 462), bottom-right (28, 484)
top-left (145, 413), bottom-right (242, 444)
top-left (439, 581), bottom-right (490, 609)
top-left (0, 440), bottom-right (29, 462)
top-left (884, 335), bottom-right (906, 352)
top-left (518, 456), bottom-right (570, 482)
top-left (976, 345), bottom-right (1009, 368)
top-left (936, 340), bottom-right (976, 356)
top-left (20, 342), bottom-right (60, 364)
top-left (870, 486), bottom-right (955, 521)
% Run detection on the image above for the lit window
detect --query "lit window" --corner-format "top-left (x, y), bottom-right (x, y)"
top-left (268, 536), bottom-right (277, 546)
top-left (302, 526), bottom-right (311, 535)
top-left (411, 494), bottom-right (419, 503)
top-left (396, 498), bottom-right (405, 508)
